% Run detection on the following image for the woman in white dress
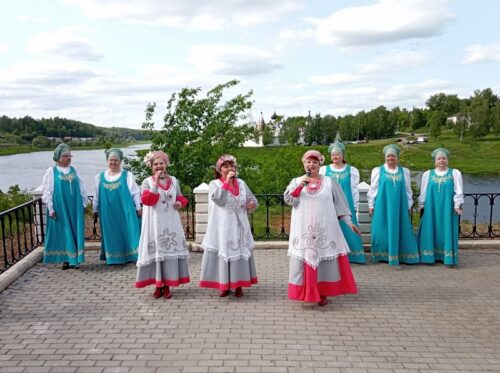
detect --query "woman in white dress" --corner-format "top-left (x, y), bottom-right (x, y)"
top-left (285, 150), bottom-right (359, 306)
top-left (135, 151), bottom-right (190, 299)
top-left (199, 154), bottom-right (258, 298)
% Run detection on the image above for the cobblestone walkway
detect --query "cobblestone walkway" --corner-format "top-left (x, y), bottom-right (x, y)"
top-left (1, 249), bottom-right (500, 373)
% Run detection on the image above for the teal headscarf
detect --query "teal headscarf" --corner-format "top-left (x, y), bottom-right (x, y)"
top-left (383, 144), bottom-right (400, 158)
top-left (105, 148), bottom-right (124, 161)
top-left (431, 147), bottom-right (450, 160)
top-left (328, 141), bottom-right (345, 155)
top-left (53, 143), bottom-right (71, 162)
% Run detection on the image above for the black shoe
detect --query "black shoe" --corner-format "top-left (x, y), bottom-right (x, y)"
top-left (61, 263), bottom-right (70, 270)
top-left (71, 265), bottom-right (80, 270)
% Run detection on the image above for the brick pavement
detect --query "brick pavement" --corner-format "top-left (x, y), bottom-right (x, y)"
top-left (1, 248), bottom-right (500, 373)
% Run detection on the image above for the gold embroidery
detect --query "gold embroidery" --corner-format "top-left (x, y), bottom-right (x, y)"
top-left (45, 249), bottom-right (84, 258)
top-left (59, 173), bottom-right (76, 183)
top-left (430, 173), bottom-right (453, 192)
top-left (387, 172), bottom-right (402, 187)
top-left (103, 181), bottom-right (122, 191)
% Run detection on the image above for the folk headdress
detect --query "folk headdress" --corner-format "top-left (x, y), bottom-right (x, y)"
top-left (328, 141), bottom-right (345, 155)
top-left (383, 144), bottom-right (400, 158)
top-left (216, 154), bottom-right (237, 173)
top-left (301, 150), bottom-right (325, 165)
top-left (143, 150), bottom-right (170, 167)
top-left (105, 148), bottom-right (124, 161)
top-left (431, 147), bottom-right (450, 160)
top-left (53, 143), bottom-right (71, 162)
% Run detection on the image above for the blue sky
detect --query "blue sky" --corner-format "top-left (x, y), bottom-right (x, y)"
top-left (1, 0), bottom-right (499, 129)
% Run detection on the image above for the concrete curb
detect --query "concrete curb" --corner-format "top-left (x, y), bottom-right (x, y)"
top-left (0, 246), bottom-right (44, 293)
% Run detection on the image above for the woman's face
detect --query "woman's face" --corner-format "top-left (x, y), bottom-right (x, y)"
top-left (152, 158), bottom-right (167, 174)
top-left (220, 161), bottom-right (236, 178)
top-left (434, 155), bottom-right (448, 169)
top-left (58, 153), bottom-right (72, 167)
top-left (331, 152), bottom-right (343, 165)
top-left (385, 154), bottom-right (398, 167)
top-left (107, 156), bottom-right (122, 172)
top-left (303, 157), bottom-right (320, 175)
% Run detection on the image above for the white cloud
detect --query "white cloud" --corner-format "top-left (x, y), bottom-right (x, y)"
top-left (188, 45), bottom-right (282, 76)
top-left (309, 72), bottom-right (362, 85)
top-left (64, 0), bottom-right (305, 30)
top-left (27, 29), bottom-right (103, 61)
top-left (357, 49), bottom-right (431, 74)
top-left (0, 43), bottom-right (6, 53)
top-left (462, 43), bottom-right (500, 64)
top-left (292, 0), bottom-right (454, 47)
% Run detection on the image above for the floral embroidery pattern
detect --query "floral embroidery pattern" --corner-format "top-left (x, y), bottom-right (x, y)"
top-left (331, 171), bottom-right (348, 182)
top-left (430, 173), bottom-right (453, 192)
top-left (59, 173), bottom-right (76, 183)
top-left (387, 172), bottom-right (402, 187)
top-left (103, 181), bottom-right (121, 191)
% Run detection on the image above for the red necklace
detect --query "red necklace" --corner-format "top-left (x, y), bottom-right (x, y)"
top-left (220, 177), bottom-right (240, 196)
top-left (307, 177), bottom-right (321, 191)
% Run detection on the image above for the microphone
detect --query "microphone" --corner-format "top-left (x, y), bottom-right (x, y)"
top-left (306, 170), bottom-right (311, 177)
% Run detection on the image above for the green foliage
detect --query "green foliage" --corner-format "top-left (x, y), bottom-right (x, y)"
top-left (0, 185), bottom-right (31, 212)
top-left (426, 93), bottom-right (461, 117)
top-left (31, 135), bottom-right (50, 148)
top-left (135, 80), bottom-right (254, 190)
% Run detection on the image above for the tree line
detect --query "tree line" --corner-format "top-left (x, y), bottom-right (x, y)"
top-left (0, 115), bottom-right (148, 147)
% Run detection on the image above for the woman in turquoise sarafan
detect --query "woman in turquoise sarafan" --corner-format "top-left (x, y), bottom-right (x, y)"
top-left (319, 141), bottom-right (365, 264)
top-left (367, 144), bottom-right (419, 266)
top-left (417, 148), bottom-right (463, 266)
top-left (41, 143), bottom-right (88, 270)
top-left (92, 148), bottom-right (142, 265)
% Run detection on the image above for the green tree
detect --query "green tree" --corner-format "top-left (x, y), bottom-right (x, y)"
top-left (428, 110), bottom-right (446, 138)
top-left (491, 103), bottom-right (500, 136)
top-left (469, 92), bottom-right (491, 139)
top-left (454, 103), bottom-right (470, 142)
top-left (426, 93), bottom-right (461, 117)
top-left (410, 107), bottom-right (427, 130)
top-left (32, 135), bottom-right (50, 148)
top-left (135, 80), bottom-right (254, 190)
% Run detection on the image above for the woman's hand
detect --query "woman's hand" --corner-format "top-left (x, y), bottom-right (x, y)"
top-left (49, 211), bottom-right (56, 219)
top-left (454, 207), bottom-right (463, 215)
top-left (349, 223), bottom-right (362, 236)
top-left (246, 200), bottom-right (256, 211)
top-left (154, 170), bottom-right (164, 182)
top-left (136, 209), bottom-right (143, 217)
top-left (368, 208), bottom-right (374, 217)
top-left (299, 174), bottom-right (310, 185)
top-left (173, 201), bottom-right (182, 210)
top-left (225, 171), bottom-right (236, 182)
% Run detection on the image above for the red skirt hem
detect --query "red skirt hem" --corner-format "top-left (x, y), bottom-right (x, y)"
top-left (135, 276), bottom-right (190, 288)
top-left (288, 256), bottom-right (357, 302)
top-left (199, 278), bottom-right (258, 291)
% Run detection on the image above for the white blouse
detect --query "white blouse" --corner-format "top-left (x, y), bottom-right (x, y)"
top-left (367, 164), bottom-right (413, 209)
top-left (319, 164), bottom-right (360, 210)
top-left (418, 168), bottom-right (464, 209)
top-left (92, 170), bottom-right (141, 213)
top-left (41, 165), bottom-right (88, 213)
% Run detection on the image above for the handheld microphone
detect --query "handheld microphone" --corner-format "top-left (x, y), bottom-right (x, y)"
top-left (306, 170), bottom-right (311, 177)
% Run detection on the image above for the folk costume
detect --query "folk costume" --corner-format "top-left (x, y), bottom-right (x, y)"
top-left (319, 142), bottom-right (365, 264)
top-left (285, 150), bottom-right (358, 305)
top-left (417, 148), bottom-right (463, 266)
top-left (92, 148), bottom-right (141, 265)
top-left (199, 155), bottom-right (258, 296)
top-left (41, 144), bottom-right (87, 267)
top-left (367, 144), bottom-right (419, 266)
top-left (135, 151), bottom-right (190, 297)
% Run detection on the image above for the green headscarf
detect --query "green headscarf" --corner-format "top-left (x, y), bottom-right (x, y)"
top-left (53, 143), bottom-right (71, 162)
top-left (105, 148), bottom-right (124, 161)
top-left (328, 141), bottom-right (345, 155)
top-left (383, 144), bottom-right (400, 158)
top-left (431, 147), bottom-right (450, 160)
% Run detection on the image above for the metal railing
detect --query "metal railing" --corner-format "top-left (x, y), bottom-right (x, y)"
top-left (0, 199), bottom-right (44, 274)
top-left (459, 193), bottom-right (500, 238)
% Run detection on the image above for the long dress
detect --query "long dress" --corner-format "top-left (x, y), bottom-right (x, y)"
top-left (368, 165), bottom-right (419, 266)
top-left (320, 164), bottom-right (365, 263)
top-left (41, 165), bottom-right (87, 265)
top-left (284, 176), bottom-right (357, 303)
top-left (135, 175), bottom-right (190, 289)
top-left (199, 178), bottom-right (258, 291)
top-left (93, 170), bottom-right (141, 264)
top-left (417, 168), bottom-right (463, 265)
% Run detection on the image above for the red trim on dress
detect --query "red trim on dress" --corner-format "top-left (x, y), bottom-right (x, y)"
top-left (291, 184), bottom-right (304, 197)
top-left (288, 255), bottom-right (357, 302)
top-left (176, 194), bottom-right (189, 208)
top-left (219, 177), bottom-right (240, 196)
top-left (135, 276), bottom-right (190, 288)
top-left (199, 277), bottom-right (258, 291)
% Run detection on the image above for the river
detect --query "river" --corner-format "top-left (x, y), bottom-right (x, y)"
top-left (0, 146), bottom-right (498, 223)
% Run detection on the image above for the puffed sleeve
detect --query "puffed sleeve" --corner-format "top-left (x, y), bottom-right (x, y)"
top-left (209, 180), bottom-right (229, 207)
top-left (318, 165), bottom-right (327, 175)
top-left (242, 180), bottom-right (258, 213)
top-left (41, 167), bottom-right (54, 213)
top-left (453, 169), bottom-right (464, 208)
top-left (418, 170), bottom-right (430, 209)
top-left (403, 167), bottom-right (413, 209)
top-left (126, 171), bottom-right (142, 210)
top-left (141, 177), bottom-right (160, 206)
top-left (284, 178), bottom-right (303, 207)
top-left (367, 167), bottom-right (380, 209)
top-left (92, 173), bottom-right (101, 213)
top-left (72, 165), bottom-right (88, 208)
top-left (350, 166), bottom-right (360, 210)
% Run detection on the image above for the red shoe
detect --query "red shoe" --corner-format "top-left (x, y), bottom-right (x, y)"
top-left (318, 296), bottom-right (329, 306)
top-left (152, 287), bottom-right (162, 299)
top-left (219, 290), bottom-right (230, 297)
top-left (234, 287), bottom-right (243, 297)
top-left (163, 286), bottom-right (172, 299)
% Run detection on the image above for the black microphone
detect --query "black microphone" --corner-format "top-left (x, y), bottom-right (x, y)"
top-left (306, 170), bottom-right (311, 177)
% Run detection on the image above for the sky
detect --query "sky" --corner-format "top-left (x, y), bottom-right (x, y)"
top-left (1, 0), bottom-right (500, 130)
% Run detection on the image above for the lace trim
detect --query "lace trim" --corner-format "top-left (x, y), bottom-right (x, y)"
top-left (287, 251), bottom-right (349, 270)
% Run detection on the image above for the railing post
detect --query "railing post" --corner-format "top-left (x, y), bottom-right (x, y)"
top-left (30, 186), bottom-right (45, 244)
top-left (357, 181), bottom-right (371, 246)
top-left (193, 183), bottom-right (209, 250)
